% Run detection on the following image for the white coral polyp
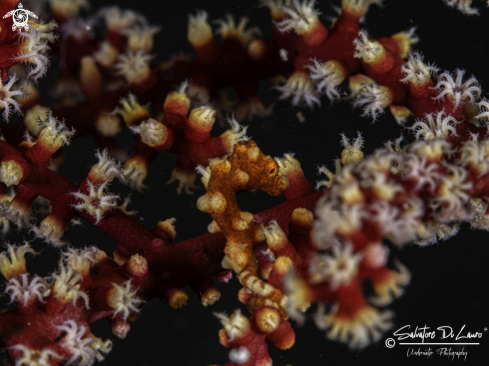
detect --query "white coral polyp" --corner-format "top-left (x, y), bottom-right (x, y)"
top-left (215, 15), bottom-right (261, 46)
top-left (342, 0), bottom-right (384, 16)
top-left (123, 158), bottom-right (148, 191)
top-left (10, 345), bottom-right (62, 366)
top-left (403, 154), bottom-right (440, 192)
top-left (369, 199), bottom-right (421, 245)
top-left (444, 0), bottom-right (480, 15)
top-left (5, 273), bottom-right (47, 306)
top-left (220, 118), bottom-right (250, 151)
top-left (261, 220), bottom-right (286, 247)
top-left (307, 59), bottom-right (345, 101)
top-left (260, 0), bottom-right (292, 18)
top-left (353, 30), bottom-right (384, 63)
top-left (38, 112), bottom-right (76, 150)
top-left (100, 6), bottom-right (143, 31)
top-left (315, 305), bottom-right (393, 350)
top-left (0, 200), bottom-right (32, 228)
top-left (340, 131), bottom-right (364, 165)
top-left (0, 73), bottom-right (26, 122)
top-left (15, 24), bottom-right (58, 83)
top-left (188, 11), bottom-right (212, 46)
top-left (0, 242), bottom-right (36, 279)
top-left (93, 41), bottom-right (119, 68)
top-left (32, 215), bottom-right (67, 247)
top-left (51, 262), bottom-right (90, 308)
top-left (114, 50), bottom-right (153, 84)
top-left (166, 168), bottom-right (198, 195)
top-left (400, 51), bottom-right (439, 85)
top-left (72, 181), bottom-right (119, 224)
top-left (109, 280), bottom-right (143, 321)
top-left (129, 119), bottom-right (165, 147)
top-left (59, 18), bottom-right (94, 41)
top-left (91, 149), bottom-right (122, 182)
top-left (309, 244), bottom-right (362, 288)
top-left (62, 246), bottom-right (97, 272)
top-left (475, 98), bottom-right (489, 123)
top-left (313, 201), bottom-right (366, 248)
top-left (0, 160), bottom-right (23, 187)
top-left (411, 111), bottom-right (460, 141)
top-left (196, 164), bottom-right (211, 188)
top-left (215, 309), bottom-right (250, 341)
top-left (275, 0), bottom-right (320, 35)
top-left (459, 139), bottom-right (489, 176)
top-left (123, 23), bottom-right (161, 53)
top-left (353, 83), bottom-right (392, 121)
top-left (92, 151), bottom-right (122, 183)
top-left (276, 73), bottom-right (320, 108)
top-left (56, 320), bottom-right (97, 366)
top-left (275, 153), bottom-right (301, 175)
top-left (433, 68), bottom-right (481, 109)
top-left (432, 163), bottom-right (473, 222)
top-left (50, 0), bottom-right (90, 19)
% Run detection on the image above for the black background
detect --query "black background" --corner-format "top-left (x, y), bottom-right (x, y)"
top-left (1, 0), bottom-right (489, 365)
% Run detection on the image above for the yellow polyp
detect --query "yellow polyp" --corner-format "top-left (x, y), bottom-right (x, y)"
top-left (93, 248), bottom-right (109, 264)
top-left (24, 105), bottom-right (49, 137)
top-left (256, 307), bottom-right (281, 333)
top-left (390, 105), bottom-right (411, 125)
top-left (113, 250), bottom-right (128, 265)
top-left (215, 15), bottom-right (261, 46)
top-left (14, 82), bottom-right (40, 107)
top-left (209, 158), bottom-right (231, 173)
top-left (50, 0), bottom-right (88, 19)
top-left (123, 156), bottom-right (149, 189)
top-left (163, 91), bottom-right (190, 115)
top-left (274, 256), bottom-right (293, 274)
top-left (0, 160), bottom-right (23, 187)
top-left (392, 29), bottom-right (418, 59)
top-left (94, 42), bottom-right (120, 68)
top-left (341, 147), bottom-right (364, 165)
top-left (125, 254), bottom-right (148, 278)
top-left (362, 42), bottom-right (385, 64)
top-left (219, 309), bottom-right (250, 341)
top-left (291, 207), bottom-right (314, 227)
top-left (96, 114), bottom-right (122, 137)
top-left (189, 105), bottom-right (216, 129)
top-left (201, 287), bottom-right (221, 307)
top-left (156, 218), bottom-right (177, 240)
top-left (370, 262), bottom-right (410, 307)
top-left (0, 243), bottom-right (35, 281)
top-left (342, 0), bottom-right (378, 18)
top-left (115, 95), bottom-right (150, 127)
top-left (348, 74), bottom-right (375, 96)
top-left (276, 154), bottom-right (302, 176)
top-left (187, 11), bottom-right (213, 48)
top-left (168, 289), bottom-right (189, 309)
top-left (338, 183), bottom-right (364, 204)
top-left (80, 56), bottom-right (103, 99)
